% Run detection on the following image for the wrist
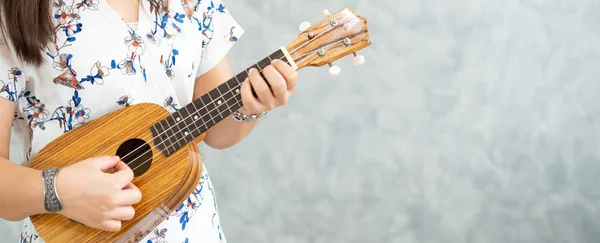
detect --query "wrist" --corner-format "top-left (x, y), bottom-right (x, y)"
top-left (232, 108), bottom-right (267, 123)
top-left (27, 168), bottom-right (48, 216)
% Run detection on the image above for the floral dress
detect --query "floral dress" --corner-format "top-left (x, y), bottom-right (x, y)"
top-left (0, 0), bottom-right (244, 242)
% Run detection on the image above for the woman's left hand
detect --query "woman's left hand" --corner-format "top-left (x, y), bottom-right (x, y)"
top-left (239, 59), bottom-right (298, 115)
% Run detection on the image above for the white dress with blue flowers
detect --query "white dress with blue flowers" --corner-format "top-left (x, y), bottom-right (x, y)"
top-left (0, 0), bottom-right (243, 242)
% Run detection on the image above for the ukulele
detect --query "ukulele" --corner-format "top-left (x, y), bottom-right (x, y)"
top-left (28, 7), bottom-right (371, 243)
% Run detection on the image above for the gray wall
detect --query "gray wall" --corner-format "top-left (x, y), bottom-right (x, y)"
top-left (3, 0), bottom-right (600, 242)
top-left (203, 0), bottom-right (600, 242)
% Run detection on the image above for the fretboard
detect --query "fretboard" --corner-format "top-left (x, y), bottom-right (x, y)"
top-left (151, 48), bottom-right (292, 156)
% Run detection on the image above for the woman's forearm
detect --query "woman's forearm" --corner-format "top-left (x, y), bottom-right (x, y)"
top-left (0, 157), bottom-right (46, 221)
top-left (202, 107), bottom-right (260, 149)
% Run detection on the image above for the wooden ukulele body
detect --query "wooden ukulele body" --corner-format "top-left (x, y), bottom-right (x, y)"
top-left (28, 103), bottom-right (204, 243)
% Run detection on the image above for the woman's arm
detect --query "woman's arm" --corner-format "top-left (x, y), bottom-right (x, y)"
top-left (0, 98), bottom-right (46, 220)
top-left (193, 57), bottom-right (298, 149)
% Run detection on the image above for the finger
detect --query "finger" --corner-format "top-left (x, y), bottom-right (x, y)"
top-left (240, 77), bottom-right (264, 112)
top-left (248, 68), bottom-right (276, 109)
top-left (112, 161), bottom-right (134, 187)
top-left (262, 65), bottom-right (287, 101)
top-left (101, 219), bottom-right (122, 232)
top-left (117, 183), bottom-right (143, 205)
top-left (94, 156), bottom-right (121, 170)
top-left (272, 59), bottom-right (298, 92)
top-left (107, 206), bottom-right (136, 221)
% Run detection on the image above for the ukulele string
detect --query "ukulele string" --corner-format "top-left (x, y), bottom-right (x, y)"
top-left (122, 56), bottom-right (288, 169)
top-left (123, 26), bottom-right (340, 171)
top-left (119, 23), bottom-right (337, 164)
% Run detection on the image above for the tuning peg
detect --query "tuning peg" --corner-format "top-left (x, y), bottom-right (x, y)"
top-left (323, 9), bottom-right (331, 16)
top-left (299, 21), bottom-right (311, 32)
top-left (353, 52), bottom-right (365, 66)
top-left (328, 63), bottom-right (341, 76)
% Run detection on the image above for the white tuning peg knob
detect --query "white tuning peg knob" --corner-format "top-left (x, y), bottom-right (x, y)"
top-left (323, 9), bottom-right (331, 16)
top-left (299, 21), bottom-right (311, 32)
top-left (328, 63), bottom-right (341, 76)
top-left (353, 53), bottom-right (365, 66)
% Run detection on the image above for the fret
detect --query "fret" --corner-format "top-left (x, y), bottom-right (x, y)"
top-left (196, 95), bottom-right (212, 125)
top-left (208, 91), bottom-right (225, 120)
top-left (192, 99), bottom-right (206, 134)
top-left (234, 72), bottom-right (246, 85)
top-left (249, 63), bottom-right (260, 71)
top-left (171, 113), bottom-right (185, 143)
top-left (226, 78), bottom-right (240, 94)
top-left (188, 102), bottom-right (204, 137)
top-left (217, 83), bottom-right (230, 100)
top-left (269, 49), bottom-right (284, 60)
top-left (224, 94), bottom-right (238, 112)
top-left (176, 107), bottom-right (194, 144)
top-left (280, 54), bottom-right (289, 66)
top-left (159, 118), bottom-right (175, 155)
top-left (163, 116), bottom-right (184, 151)
top-left (170, 118), bottom-right (184, 150)
top-left (199, 93), bottom-right (212, 107)
top-left (150, 125), bottom-right (164, 153)
top-left (214, 103), bottom-right (225, 120)
top-left (222, 85), bottom-right (235, 104)
top-left (257, 57), bottom-right (271, 71)
top-left (208, 103), bottom-right (222, 122)
top-left (233, 96), bottom-right (243, 108)
top-left (157, 119), bottom-right (170, 154)
top-left (200, 96), bottom-right (219, 125)
top-left (155, 121), bottom-right (167, 154)
top-left (207, 89), bottom-right (220, 104)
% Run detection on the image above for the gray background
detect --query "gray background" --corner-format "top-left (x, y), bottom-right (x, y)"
top-left (203, 0), bottom-right (600, 242)
top-left (3, 0), bottom-right (600, 242)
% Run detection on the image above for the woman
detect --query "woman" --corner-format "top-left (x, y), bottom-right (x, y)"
top-left (0, 0), bottom-right (298, 242)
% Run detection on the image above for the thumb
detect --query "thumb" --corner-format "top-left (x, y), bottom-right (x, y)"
top-left (112, 160), bottom-right (135, 186)
top-left (93, 156), bottom-right (121, 170)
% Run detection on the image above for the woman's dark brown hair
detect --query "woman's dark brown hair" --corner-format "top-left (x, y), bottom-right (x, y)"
top-left (0, 0), bottom-right (168, 66)
top-left (0, 0), bottom-right (54, 66)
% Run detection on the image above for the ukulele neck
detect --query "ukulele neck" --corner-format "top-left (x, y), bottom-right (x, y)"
top-left (150, 47), bottom-right (296, 156)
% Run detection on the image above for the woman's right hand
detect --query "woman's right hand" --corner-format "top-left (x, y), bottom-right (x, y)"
top-left (54, 156), bottom-right (142, 232)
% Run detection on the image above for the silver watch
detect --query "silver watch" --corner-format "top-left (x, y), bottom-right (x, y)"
top-left (232, 110), bottom-right (267, 122)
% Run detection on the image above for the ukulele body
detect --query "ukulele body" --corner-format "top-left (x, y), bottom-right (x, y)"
top-left (28, 102), bottom-right (204, 243)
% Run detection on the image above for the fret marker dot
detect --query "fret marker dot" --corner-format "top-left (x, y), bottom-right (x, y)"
top-left (236, 89), bottom-right (240, 93)
top-left (184, 131), bottom-right (189, 136)
top-left (176, 117), bottom-right (181, 121)
top-left (218, 100), bottom-right (222, 105)
top-left (194, 115), bottom-right (199, 120)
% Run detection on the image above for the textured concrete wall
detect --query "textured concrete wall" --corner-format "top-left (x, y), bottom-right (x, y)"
top-left (202, 0), bottom-right (600, 242)
top-left (2, 0), bottom-right (600, 242)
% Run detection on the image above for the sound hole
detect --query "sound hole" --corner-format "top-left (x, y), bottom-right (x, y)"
top-left (115, 138), bottom-right (153, 177)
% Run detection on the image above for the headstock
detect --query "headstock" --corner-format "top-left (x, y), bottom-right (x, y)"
top-left (285, 8), bottom-right (371, 76)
